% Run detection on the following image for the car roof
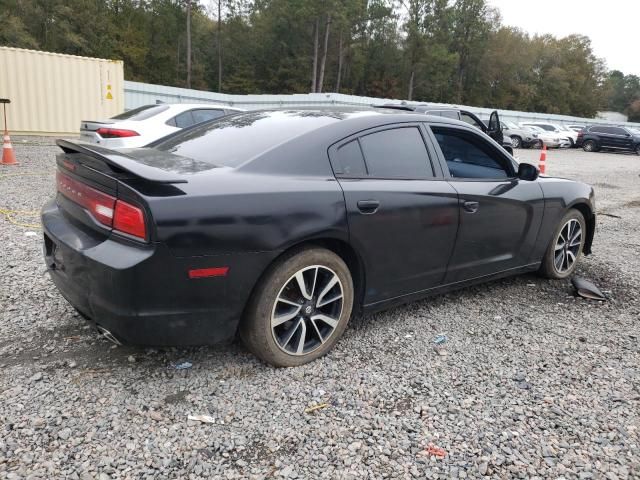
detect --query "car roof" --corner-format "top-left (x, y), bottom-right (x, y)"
top-left (150, 107), bottom-right (477, 169)
top-left (164, 103), bottom-right (244, 111)
top-left (242, 106), bottom-right (473, 129)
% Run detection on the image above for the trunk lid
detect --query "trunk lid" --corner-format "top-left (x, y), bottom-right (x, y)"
top-left (55, 140), bottom-right (215, 241)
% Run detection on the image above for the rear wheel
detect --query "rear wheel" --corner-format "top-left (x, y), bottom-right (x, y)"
top-left (240, 248), bottom-right (354, 367)
top-left (539, 209), bottom-right (586, 279)
top-left (636, 145), bottom-right (640, 155)
top-left (583, 140), bottom-right (596, 152)
top-left (510, 136), bottom-right (522, 148)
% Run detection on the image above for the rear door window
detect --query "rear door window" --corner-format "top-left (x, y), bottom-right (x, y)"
top-left (358, 127), bottom-right (434, 178)
top-left (173, 111), bottom-right (195, 128)
top-left (460, 112), bottom-right (485, 130)
top-left (191, 109), bottom-right (225, 124)
top-left (431, 126), bottom-right (512, 179)
top-left (333, 140), bottom-right (367, 176)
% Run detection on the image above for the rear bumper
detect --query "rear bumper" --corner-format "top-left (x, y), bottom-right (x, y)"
top-left (41, 199), bottom-right (272, 345)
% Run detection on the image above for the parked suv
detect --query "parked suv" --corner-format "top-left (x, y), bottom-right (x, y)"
top-left (577, 125), bottom-right (640, 154)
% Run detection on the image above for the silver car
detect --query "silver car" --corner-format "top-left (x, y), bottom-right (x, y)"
top-left (502, 120), bottom-right (539, 148)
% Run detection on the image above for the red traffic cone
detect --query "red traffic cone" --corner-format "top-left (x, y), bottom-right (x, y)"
top-left (2, 130), bottom-right (18, 166)
top-left (538, 144), bottom-right (546, 174)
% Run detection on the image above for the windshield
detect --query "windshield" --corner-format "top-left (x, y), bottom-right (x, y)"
top-left (503, 120), bottom-right (519, 129)
top-left (111, 104), bottom-right (170, 121)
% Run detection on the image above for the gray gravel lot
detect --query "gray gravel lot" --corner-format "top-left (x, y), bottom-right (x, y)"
top-left (1, 140), bottom-right (639, 479)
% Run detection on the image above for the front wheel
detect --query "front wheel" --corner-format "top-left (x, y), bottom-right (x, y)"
top-left (510, 136), bottom-right (522, 148)
top-left (240, 248), bottom-right (354, 367)
top-left (539, 210), bottom-right (586, 279)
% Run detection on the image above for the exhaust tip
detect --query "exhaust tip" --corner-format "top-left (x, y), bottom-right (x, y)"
top-left (96, 325), bottom-right (122, 346)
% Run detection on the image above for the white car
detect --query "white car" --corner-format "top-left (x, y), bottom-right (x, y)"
top-left (522, 122), bottom-right (578, 147)
top-left (79, 103), bottom-right (244, 148)
top-left (525, 125), bottom-right (570, 148)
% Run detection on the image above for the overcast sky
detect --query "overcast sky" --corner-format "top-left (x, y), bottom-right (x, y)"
top-left (487, 0), bottom-right (640, 76)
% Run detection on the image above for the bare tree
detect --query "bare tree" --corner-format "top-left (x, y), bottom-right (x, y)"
top-left (217, 0), bottom-right (223, 91)
top-left (335, 29), bottom-right (344, 92)
top-left (311, 18), bottom-right (319, 93)
top-left (317, 13), bottom-right (331, 93)
top-left (408, 70), bottom-right (414, 100)
top-left (186, 0), bottom-right (192, 88)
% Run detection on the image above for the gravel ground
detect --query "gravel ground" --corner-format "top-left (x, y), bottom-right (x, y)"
top-left (1, 139), bottom-right (639, 479)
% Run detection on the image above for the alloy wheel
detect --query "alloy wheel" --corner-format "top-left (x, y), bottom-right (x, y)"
top-left (271, 265), bottom-right (344, 356)
top-left (511, 136), bottom-right (521, 148)
top-left (554, 219), bottom-right (582, 273)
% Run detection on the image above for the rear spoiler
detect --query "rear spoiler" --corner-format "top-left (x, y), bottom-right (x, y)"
top-left (56, 139), bottom-right (188, 184)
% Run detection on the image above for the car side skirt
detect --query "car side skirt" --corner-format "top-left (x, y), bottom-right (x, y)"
top-left (362, 262), bottom-right (541, 314)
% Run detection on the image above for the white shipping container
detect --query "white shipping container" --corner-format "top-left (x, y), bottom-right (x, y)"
top-left (0, 46), bottom-right (124, 135)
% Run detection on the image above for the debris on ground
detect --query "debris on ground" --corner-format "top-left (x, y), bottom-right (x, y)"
top-left (422, 443), bottom-right (447, 459)
top-left (433, 334), bottom-right (447, 345)
top-left (187, 414), bottom-right (216, 424)
top-left (304, 403), bottom-right (329, 414)
top-left (572, 276), bottom-right (607, 301)
top-left (172, 361), bottom-right (193, 370)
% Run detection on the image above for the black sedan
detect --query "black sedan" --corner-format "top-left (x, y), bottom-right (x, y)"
top-left (42, 109), bottom-right (596, 367)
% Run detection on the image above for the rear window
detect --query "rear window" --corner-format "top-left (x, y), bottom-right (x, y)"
top-left (111, 105), bottom-right (170, 121)
top-left (152, 110), bottom-right (341, 167)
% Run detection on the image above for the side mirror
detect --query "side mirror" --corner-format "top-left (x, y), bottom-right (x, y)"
top-left (518, 162), bottom-right (539, 181)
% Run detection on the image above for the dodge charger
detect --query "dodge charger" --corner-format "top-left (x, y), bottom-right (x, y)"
top-left (42, 109), bottom-right (596, 366)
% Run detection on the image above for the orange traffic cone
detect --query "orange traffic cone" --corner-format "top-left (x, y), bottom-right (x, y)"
top-left (2, 130), bottom-right (18, 166)
top-left (538, 144), bottom-right (546, 174)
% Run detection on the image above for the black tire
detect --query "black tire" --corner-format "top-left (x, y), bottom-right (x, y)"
top-left (583, 140), bottom-right (597, 152)
top-left (240, 247), bottom-right (354, 367)
top-left (539, 209), bottom-right (586, 280)
top-left (510, 136), bottom-right (522, 148)
top-left (636, 144), bottom-right (640, 155)
top-left (533, 139), bottom-right (543, 149)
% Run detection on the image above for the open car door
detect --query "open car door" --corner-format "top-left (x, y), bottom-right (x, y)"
top-left (487, 110), bottom-right (504, 145)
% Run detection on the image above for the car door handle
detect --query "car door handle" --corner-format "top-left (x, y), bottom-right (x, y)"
top-left (463, 201), bottom-right (479, 213)
top-left (357, 200), bottom-right (380, 214)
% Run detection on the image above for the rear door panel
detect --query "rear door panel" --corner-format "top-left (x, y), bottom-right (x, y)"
top-left (340, 178), bottom-right (459, 302)
top-left (331, 124), bottom-right (459, 304)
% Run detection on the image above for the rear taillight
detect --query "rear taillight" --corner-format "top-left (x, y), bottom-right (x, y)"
top-left (57, 171), bottom-right (115, 226)
top-left (57, 171), bottom-right (147, 241)
top-left (113, 200), bottom-right (146, 240)
top-left (96, 127), bottom-right (140, 138)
